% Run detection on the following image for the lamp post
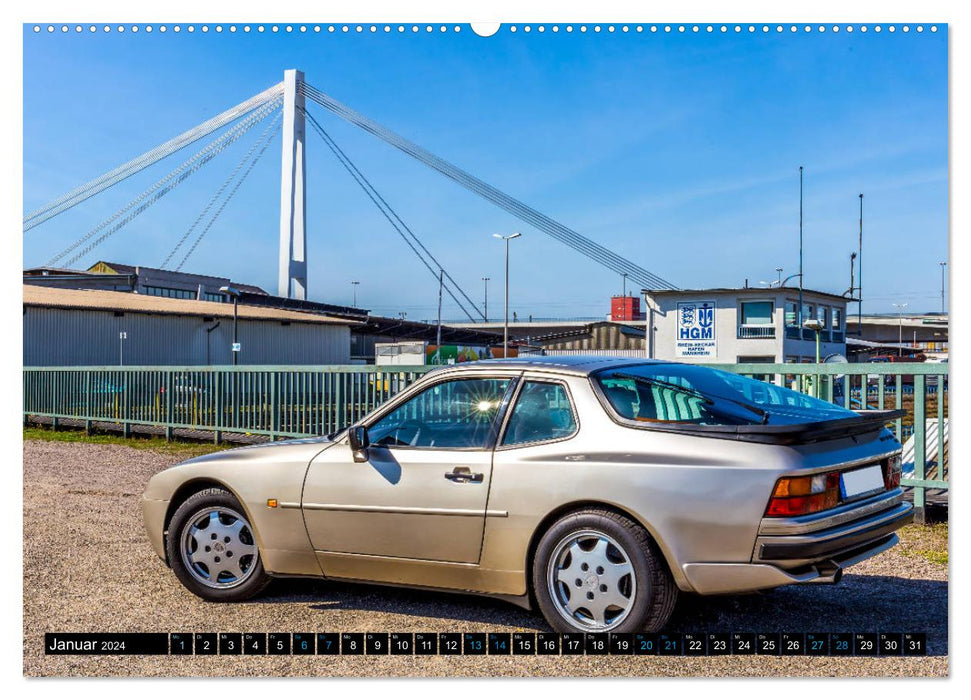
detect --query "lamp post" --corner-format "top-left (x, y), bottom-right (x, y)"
top-left (482, 277), bottom-right (490, 322)
top-left (351, 280), bottom-right (360, 307)
top-left (494, 232), bottom-right (522, 358)
top-left (892, 302), bottom-right (908, 357)
top-left (776, 267), bottom-right (783, 286)
top-left (219, 285), bottom-right (242, 366)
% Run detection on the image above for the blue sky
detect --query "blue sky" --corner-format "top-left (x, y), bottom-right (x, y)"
top-left (23, 24), bottom-right (948, 319)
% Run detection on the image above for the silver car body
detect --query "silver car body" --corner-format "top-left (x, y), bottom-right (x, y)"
top-left (142, 357), bottom-right (912, 606)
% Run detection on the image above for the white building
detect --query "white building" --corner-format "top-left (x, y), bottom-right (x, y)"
top-left (643, 287), bottom-right (850, 364)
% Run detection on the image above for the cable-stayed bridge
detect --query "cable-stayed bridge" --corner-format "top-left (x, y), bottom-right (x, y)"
top-left (25, 69), bottom-right (678, 321)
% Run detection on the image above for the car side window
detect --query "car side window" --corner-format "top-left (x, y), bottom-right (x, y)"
top-left (502, 381), bottom-right (577, 447)
top-left (368, 377), bottom-right (512, 449)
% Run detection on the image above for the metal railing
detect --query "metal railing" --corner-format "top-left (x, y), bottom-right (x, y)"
top-left (23, 362), bottom-right (947, 508)
top-left (737, 325), bottom-right (776, 339)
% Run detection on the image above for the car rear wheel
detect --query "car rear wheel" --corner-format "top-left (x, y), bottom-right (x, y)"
top-left (166, 487), bottom-right (272, 602)
top-left (532, 509), bottom-right (677, 633)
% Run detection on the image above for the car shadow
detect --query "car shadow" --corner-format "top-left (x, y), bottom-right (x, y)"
top-left (255, 577), bottom-right (546, 629)
top-left (244, 572), bottom-right (947, 653)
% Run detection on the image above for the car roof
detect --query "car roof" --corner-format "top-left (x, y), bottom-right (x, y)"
top-left (436, 355), bottom-right (670, 377)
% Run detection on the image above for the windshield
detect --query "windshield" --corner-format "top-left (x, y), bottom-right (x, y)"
top-left (594, 363), bottom-right (857, 427)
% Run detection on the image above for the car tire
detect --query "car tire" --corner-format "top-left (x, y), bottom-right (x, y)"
top-left (166, 487), bottom-right (272, 602)
top-left (532, 508), bottom-right (678, 633)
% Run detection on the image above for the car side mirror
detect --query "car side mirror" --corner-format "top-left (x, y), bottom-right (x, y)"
top-left (348, 425), bottom-right (370, 463)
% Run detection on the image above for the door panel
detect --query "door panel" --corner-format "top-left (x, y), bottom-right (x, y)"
top-left (304, 444), bottom-right (493, 562)
top-left (302, 375), bottom-right (516, 565)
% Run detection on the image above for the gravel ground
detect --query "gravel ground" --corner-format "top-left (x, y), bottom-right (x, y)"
top-left (23, 439), bottom-right (948, 678)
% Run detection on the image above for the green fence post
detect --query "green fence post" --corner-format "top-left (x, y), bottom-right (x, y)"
top-left (913, 374), bottom-right (927, 521)
top-left (165, 370), bottom-right (173, 442)
top-left (270, 372), bottom-right (278, 442)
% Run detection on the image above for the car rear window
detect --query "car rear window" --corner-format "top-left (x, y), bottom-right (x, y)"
top-left (595, 364), bottom-right (856, 426)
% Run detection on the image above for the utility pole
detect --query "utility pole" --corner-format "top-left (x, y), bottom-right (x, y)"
top-left (482, 277), bottom-right (490, 322)
top-left (436, 269), bottom-right (444, 353)
top-left (494, 232), bottom-right (522, 358)
top-left (940, 261), bottom-right (947, 314)
top-left (798, 166), bottom-right (804, 334)
top-left (278, 68), bottom-right (307, 299)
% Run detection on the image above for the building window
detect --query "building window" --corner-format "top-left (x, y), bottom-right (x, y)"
top-left (801, 303), bottom-right (814, 324)
top-left (831, 307), bottom-right (844, 342)
top-left (144, 285), bottom-right (195, 300)
top-left (203, 292), bottom-right (225, 302)
top-left (738, 300), bottom-right (775, 339)
top-left (784, 301), bottom-right (798, 327)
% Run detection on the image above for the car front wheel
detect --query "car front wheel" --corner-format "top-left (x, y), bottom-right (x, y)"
top-left (533, 509), bottom-right (678, 633)
top-left (165, 487), bottom-right (272, 602)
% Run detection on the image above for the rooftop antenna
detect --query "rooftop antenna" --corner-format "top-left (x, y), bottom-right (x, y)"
top-left (798, 166), bottom-right (804, 330)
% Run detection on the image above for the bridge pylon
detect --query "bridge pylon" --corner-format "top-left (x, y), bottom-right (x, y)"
top-left (278, 69), bottom-right (307, 299)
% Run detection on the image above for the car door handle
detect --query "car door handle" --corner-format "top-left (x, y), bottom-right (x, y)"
top-left (444, 467), bottom-right (484, 483)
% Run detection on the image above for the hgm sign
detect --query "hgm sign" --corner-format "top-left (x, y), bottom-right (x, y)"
top-left (676, 300), bottom-right (716, 358)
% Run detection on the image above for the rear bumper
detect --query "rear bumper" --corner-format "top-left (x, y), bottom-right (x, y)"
top-left (680, 489), bottom-right (912, 595)
top-left (754, 490), bottom-right (913, 567)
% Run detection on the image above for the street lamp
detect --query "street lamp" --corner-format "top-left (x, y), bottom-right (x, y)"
top-left (219, 285), bottom-right (242, 366)
top-left (351, 280), bottom-right (360, 307)
top-left (775, 267), bottom-right (783, 286)
top-left (494, 232), bottom-right (522, 357)
top-left (892, 302), bottom-right (909, 357)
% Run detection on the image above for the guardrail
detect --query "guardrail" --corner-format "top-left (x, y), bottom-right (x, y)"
top-left (23, 361), bottom-right (947, 509)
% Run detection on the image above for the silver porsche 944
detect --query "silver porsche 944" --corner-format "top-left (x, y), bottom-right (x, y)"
top-left (142, 357), bottom-right (912, 633)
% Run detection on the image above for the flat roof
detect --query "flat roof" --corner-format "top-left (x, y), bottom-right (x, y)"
top-left (644, 287), bottom-right (857, 303)
top-left (22, 285), bottom-right (355, 326)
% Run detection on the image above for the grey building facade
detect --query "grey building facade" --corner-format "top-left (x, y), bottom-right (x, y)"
top-left (24, 285), bottom-right (353, 367)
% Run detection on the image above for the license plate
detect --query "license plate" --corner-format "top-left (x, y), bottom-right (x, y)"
top-left (840, 464), bottom-right (884, 499)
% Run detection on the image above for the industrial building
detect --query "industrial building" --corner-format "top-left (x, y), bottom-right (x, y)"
top-left (643, 287), bottom-right (850, 364)
top-left (23, 285), bottom-right (354, 366)
top-left (24, 260), bottom-right (270, 300)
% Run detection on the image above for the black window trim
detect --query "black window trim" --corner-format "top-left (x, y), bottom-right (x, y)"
top-left (496, 377), bottom-right (580, 451)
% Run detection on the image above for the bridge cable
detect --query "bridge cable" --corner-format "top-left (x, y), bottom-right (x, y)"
top-left (305, 82), bottom-right (674, 292)
top-left (176, 120), bottom-right (282, 271)
top-left (300, 82), bottom-right (677, 291)
top-left (53, 101), bottom-right (282, 268)
top-left (303, 108), bottom-right (482, 323)
top-left (24, 82), bottom-right (285, 232)
top-left (163, 110), bottom-right (284, 269)
top-left (299, 84), bottom-right (669, 291)
top-left (303, 108), bottom-right (485, 321)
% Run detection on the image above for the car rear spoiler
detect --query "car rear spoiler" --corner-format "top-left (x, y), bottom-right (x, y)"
top-left (624, 409), bottom-right (908, 445)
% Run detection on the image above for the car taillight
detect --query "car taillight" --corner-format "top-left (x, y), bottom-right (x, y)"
top-left (765, 471), bottom-right (840, 517)
top-left (884, 454), bottom-right (902, 489)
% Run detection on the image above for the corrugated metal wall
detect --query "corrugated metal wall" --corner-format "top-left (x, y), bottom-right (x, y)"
top-left (23, 307), bottom-right (351, 366)
top-left (540, 324), bottom-right (645, 351)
